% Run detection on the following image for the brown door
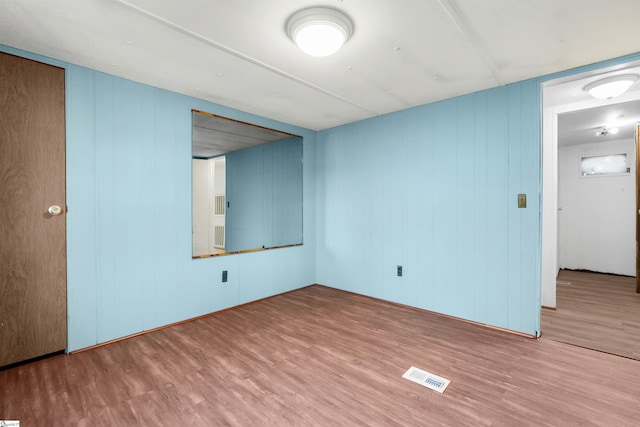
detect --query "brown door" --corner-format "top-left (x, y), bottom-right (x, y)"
top-left (0, 52), bottom-right (67, 366)
top-left (636, 123), bottom-right (640, 293)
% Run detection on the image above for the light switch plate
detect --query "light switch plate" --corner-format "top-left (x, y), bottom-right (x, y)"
top-left (517, 194), bottom-right (527, 208)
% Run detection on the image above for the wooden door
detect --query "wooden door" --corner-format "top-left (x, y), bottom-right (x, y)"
top-left (0, 52), bottom-right (67, 366)
top-left (636, 123), bottom-right (640, 293)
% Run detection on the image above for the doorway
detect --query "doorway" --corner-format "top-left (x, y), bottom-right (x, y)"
top-left (0, 52), bottom-right (67, 367)
top-left (540, 60), bottom-right (640, 358)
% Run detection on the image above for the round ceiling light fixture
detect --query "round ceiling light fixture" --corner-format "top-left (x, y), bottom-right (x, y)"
top-left (286, 7), bottom-right (354, 57)
top-left (583, 74), bottom-right (639, 100)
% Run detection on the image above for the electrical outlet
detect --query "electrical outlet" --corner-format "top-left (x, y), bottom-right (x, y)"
top-left (222, 270), bottom-right (228, 283)
top-left (397, 265), bottom-right (403, 277)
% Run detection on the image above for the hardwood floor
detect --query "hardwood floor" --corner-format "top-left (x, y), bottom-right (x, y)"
top-left (2, 284), bottom-right (640, 426)
top-left (541, 269), bottom-right (640, 360)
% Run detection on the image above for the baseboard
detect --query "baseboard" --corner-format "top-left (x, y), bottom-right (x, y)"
top-left (69, 284), bottom-right (316, 354)
top-left (71, 282), bottom-right (538, 354)
top-left (315, 283), bottom-right (537, 339)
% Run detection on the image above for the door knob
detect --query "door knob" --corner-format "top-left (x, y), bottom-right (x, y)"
top-left (48, 205), bottom-right (62, 216)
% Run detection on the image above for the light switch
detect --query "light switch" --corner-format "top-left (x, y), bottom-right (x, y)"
top-left (517, 194), bottom-right (527, 208)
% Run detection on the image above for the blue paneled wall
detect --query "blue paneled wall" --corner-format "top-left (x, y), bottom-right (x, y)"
top-left (315, 82), bottom-right (541, 335)
top-left (68, 68), bottom-right (316, 350)
top-left (0, 45), bottom-right (316, 351)
top-left (225, 137), bottom-right (302, 252)
top-left (7, 41), bottom-right (638, 347)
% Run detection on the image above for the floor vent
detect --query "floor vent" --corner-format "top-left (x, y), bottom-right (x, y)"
top-left (557, 280), bottom-right (572, 285)
top-left (402, 366), bottom-right (450, 393)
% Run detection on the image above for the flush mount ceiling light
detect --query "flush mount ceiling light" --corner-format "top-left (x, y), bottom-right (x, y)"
top-left (596, 126), bottom-right (619, 136)
top-left (583, 74), bottom-right (639, 99)
top-left (286, 7), bottom-right (354, 57)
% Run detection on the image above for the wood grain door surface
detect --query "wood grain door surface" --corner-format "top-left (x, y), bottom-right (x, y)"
top-left (0, 52), bottom-right (67, 366)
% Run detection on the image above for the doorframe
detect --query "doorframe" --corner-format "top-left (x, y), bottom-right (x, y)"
top-left (541, 68), bottom-right (640, 308)
top-left (636, 123), bottom-right (640, 293)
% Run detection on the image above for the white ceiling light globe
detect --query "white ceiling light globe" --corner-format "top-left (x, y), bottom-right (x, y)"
top-left (584, 74), bottom-right (639, 99)
top-left (287, 7), bottom-right (354, 57)
top-left (294, 22), bottom-right (346, 57)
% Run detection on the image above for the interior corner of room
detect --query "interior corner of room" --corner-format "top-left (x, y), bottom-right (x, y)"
top-left (2, 1), bottom-right (640, 424)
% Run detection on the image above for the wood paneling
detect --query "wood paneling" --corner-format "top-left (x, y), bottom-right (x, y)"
top-left (541, 269), bottom-right (640, 360)
top-left (316, 81), bottom-right (541, 335)
top-left (271, 137), bottom-right (303, 246)
top-left (58, 59), bottom-right (316, 352)
top-left (1, 285), bottom-right (639, 425)
top-left (0, 52), bottom-right (66, 366)
top-left (225, 137), bottom-right (302, 252)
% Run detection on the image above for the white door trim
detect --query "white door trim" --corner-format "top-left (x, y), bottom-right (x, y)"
top-left (541, 78), bottom-right (640, 308)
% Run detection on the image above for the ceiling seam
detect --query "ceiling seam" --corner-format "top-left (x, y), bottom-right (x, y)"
top-left (437, 0), bottom-right (506, 87)
top-left (115, 0), bottom-right (381, 117)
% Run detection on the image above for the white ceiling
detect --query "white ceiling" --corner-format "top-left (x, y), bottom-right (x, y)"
top-left (542, 61), bottom-right (640, 147)
top-left (2, 0), bottom-right (640, 132)
top-left (558, 100), bottom-right (640, 147)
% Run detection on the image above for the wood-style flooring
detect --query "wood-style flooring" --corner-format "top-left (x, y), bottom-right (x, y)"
top-left (541, 269), bottom-right (640, 360)
top-left (2, 284), bottom-right (640, 426)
